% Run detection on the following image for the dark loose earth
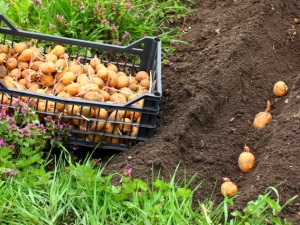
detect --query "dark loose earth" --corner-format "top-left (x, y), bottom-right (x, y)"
top-left (81, 0), bottom-right (300, 223)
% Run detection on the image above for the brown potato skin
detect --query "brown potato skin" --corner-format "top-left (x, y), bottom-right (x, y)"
top-left (238, 152), bottom-right (255, 173)
top-left (221, 179), bottom-right (238, 197)
top-left (253, 112), bottom-right (272, 128)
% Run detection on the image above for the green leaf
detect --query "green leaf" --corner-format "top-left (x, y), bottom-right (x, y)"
top-left (153, 179), bottom-right (169, 190)
top-left (21, 146), bottom-right (31, 156)
top-left (176, 187), bottom-right (192, 199)
top-left (266, 197), bottom-right (281, 213)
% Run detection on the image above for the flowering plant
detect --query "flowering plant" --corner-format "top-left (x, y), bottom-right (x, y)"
top-left (0, 98), bottom-right (71, 179)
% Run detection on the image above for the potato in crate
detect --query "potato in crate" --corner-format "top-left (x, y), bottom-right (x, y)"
top-left (0, 14), bottom-right (162, 150)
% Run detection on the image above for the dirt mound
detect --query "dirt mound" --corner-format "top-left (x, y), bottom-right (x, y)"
top-left (93, 0), bottom-right (300, 222)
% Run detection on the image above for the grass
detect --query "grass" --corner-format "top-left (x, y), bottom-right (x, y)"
top-left (0, 0), bottom-right (194, 58)
top-left (0, 146), bottom-right (296, 224)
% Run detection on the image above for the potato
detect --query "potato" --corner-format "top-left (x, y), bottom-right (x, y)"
top-left (52, 45), bottom-right (65, 57)
top-left (30, 60), bottom-right (43, 71)
top-left (65, 83), bottom-right (80, 96)
top-left (94, 108), bottom-right (108, 119)
top-left (6, 57), bottom-right (18, 70)
top-left (68, 63), bottom-right (82, 75)
top-left (40, 74), bottom-right (54, 87)
top-left (135, 71), bottom-right (149, 82)
top-left (107, 63), bottom-right (118, 73)
top-left (109, 93), bottom-right (127, 104)
top-left (117, 118), bottom-right (132, 132)
top-left (0, 52), bottom-right (7, 64)
top-left (18, 48), bottom-right (33, 62)
top-left (107, 70), bottom-right (118, 87)
top-left (40, 61), bottom-right (56, 74)
top-left (238, 145), bottom-right (255, 173)
top-left (83, 91), bottom-right (104, 102)
top-left (45, 52), bottom-right (58, 63)
top-left (61, 71), bottom-right (76, 85)
top-left (0, 45), bottom-right (9, 54)
top-left (116, 75), bottom-right (129, 89)
top-left (139, 78), bottom-right (150, 90)
top-left (9, 68), bottom-right (22, 80)
top-left (221, 178), bottom-right (238, 197)
top-left (96, 68), bottom-right (109, 82)
top-left (13, 42), bottom-right (27, 55)
top-left (82, 64), bottom-right (95, 75)
top-left (253, 101), bottom-right (272, 129)
top-left (90, 55), bottom-right (101, 68)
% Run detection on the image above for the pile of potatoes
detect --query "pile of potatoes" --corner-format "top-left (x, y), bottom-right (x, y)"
top-left (0, 41), bottom-right (152, 144)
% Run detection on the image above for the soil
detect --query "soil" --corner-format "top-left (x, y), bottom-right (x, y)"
top-left (82, 0), bottom-right (300, 223)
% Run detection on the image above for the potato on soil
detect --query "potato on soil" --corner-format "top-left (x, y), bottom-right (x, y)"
top-left (238, 145), bottom-right (255, 173)
top-left (109, 93), bottom-right (127, 104)
top-left (253, 100), bottom-right (272, 129)
top-left (83, 91), bottom-right (104, 102)
top-left (221, 177), bottom-right (238, 197)
top-left (273, 81), bottom-right (288, 97)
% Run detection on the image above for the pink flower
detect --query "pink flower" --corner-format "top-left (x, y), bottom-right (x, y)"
top-left (101, 19), bottom-right (109, 26)
top-left (123, 168), bottom-right (133, 176)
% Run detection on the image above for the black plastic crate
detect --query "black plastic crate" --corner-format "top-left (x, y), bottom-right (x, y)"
top-left (0, 14), bottom-right (162, 150)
